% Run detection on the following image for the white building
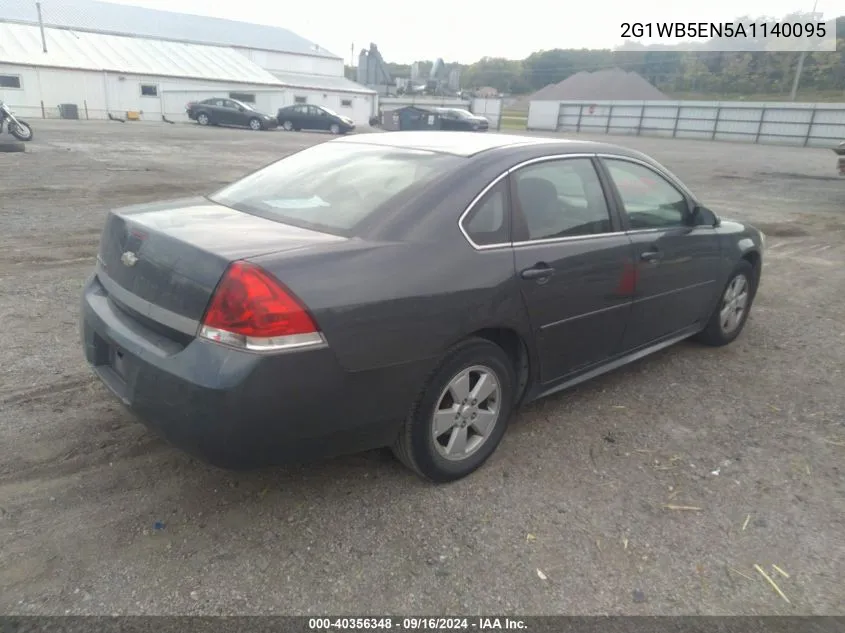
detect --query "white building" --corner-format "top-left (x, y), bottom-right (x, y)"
top-left (0, 0), bottom-right (378, 125)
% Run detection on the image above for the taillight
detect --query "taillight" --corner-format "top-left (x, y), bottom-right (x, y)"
top-left (199, 261), bottom-right (324, 352)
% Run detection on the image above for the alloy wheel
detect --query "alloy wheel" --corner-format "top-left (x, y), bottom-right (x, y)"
top-left (431, 365), bottom-right (501, 461)
top-left (719, 273), bottom-right (749, 334)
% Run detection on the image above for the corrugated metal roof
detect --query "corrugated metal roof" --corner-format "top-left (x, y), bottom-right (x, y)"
top-left (0, 22), bottom-right (284, 85)
top-left (0, 0), bottom-right (340, 59)
top-left (270, 71), bottom-right (377, 95)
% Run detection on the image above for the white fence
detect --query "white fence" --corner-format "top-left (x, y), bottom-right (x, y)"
top-left (527, 100), bottom-right (845, 148)
top-left (471, 98), bottom-right (503, 130)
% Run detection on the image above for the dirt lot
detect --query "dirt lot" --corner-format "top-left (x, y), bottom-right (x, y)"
top-left (1, 120), bottom-right (843, 616)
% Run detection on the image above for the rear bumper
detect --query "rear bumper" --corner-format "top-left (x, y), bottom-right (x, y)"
top-left (80, 274), bottom-right (406, 468)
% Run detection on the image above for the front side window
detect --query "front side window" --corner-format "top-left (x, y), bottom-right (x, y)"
top-left (210, 143), bottom-right (461, 236)
top-left (603, 159), bottom-right (688, 230)
top-left (512, 158), bottom-right (613, 240)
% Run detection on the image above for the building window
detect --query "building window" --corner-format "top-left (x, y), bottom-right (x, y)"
top-left (0, 74), bottom-right (22, 89)
top-left (229, 92), bottom-right (256, 104)
top-left (140, 84), bottom-right (158, 97)
top-left (341, 99), bottom-right (353, 107)
top-left (294, 96), bottom-right (307, 104)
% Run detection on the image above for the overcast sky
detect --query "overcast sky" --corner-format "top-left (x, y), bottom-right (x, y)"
top-left (107, 0), bottom-right (842, 63)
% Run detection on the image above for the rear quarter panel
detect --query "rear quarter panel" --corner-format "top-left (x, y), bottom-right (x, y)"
top-left (251, 239), bottom-right (525, 374)
top-left (248, 152), bottom-right (535, 375)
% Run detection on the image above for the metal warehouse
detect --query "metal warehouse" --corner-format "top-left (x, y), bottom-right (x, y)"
top-left (0, 0), bottom-right (378, 124)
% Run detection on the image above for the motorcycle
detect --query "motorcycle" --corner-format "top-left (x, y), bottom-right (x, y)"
top-left (0, 101), bottom-right (34, 141)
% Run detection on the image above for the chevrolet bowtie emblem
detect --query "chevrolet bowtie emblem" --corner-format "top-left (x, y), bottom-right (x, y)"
top-left (121, 251), bottom-right (139, 267)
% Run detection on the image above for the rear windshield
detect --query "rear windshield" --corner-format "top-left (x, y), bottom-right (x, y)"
top-left (210, 142), bottom-right (459, 236)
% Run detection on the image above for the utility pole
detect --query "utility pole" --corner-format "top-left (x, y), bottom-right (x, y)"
top-left (790, 0), bottom-right (819, 101)
top-left (36, 2), bottom-right (47, 53)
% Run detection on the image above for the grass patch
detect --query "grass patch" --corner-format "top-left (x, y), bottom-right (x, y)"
top-left (501, 109), bottom-right (528, 130)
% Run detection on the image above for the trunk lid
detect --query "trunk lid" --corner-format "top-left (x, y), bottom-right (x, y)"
top-left (96, 197), bottom-right (345, 324)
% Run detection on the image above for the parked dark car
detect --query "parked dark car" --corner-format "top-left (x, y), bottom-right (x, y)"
top-left (186, 98), bottom-right (278, 131)
top-left (382, 106), bottom-right (489, 132)
top-left (277, 104), bottom-right (355, 134)
top-left (436, 108), bottom-right (489, 131)
top-left (80, 132), bottom-right (764, 482)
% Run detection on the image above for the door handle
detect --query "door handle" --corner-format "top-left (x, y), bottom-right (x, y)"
top-left (640, 250), bottom-right (663, 263)
top-left (521, 264), bottom-right (555, 281)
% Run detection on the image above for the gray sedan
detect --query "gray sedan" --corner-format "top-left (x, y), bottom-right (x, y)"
top-left (80, 132), bottom-right (765, 482)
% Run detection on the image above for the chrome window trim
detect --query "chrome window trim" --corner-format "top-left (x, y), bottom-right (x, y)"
top-left (458, 152), bottom-right (619, 251)
top-left (625, 225), bottom-right (717, 236)
top-left (457, 170), bottom-right (513, 251)
top-left (511, 230), bottom-right (627, 249)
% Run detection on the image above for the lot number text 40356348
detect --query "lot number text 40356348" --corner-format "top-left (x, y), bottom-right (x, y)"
top-left (307, 617), bottom-right (528, 630)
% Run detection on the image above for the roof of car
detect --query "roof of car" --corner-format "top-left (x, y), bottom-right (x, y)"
top-left (334, 131), bottom-right (626, 158)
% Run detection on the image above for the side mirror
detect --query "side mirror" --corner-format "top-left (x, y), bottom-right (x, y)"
top-left (692, 205), bottom-right (720, 227)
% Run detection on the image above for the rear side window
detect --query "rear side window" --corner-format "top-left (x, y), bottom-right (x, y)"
top-left (210, 143), bottom-right (460, 236)
top-left (462, 180), bottom-right (509, 247)
top-left (512, 158), bottom-right (612, 240)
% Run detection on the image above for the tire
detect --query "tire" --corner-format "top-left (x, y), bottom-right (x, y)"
top-left (248, 117), bottom-right (262, 131)
top-left (197, 113), bottom-right (210, 126)
top-left (0, 141), bottom-right (25, 153)
top-left (282, 120), bottom-right (293, 131)
top-left (693, 260), bottom-right (756, 346)
top-left (392, 337), bottom-right (516, 483)
top-left (9, 120), bottom-right (33, 141)
top-left (329, 123), bottom-right (341, 135)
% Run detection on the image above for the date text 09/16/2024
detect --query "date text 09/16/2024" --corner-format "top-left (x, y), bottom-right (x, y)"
top-left (621, 21), bottom-right (827, 39)
top-left (308, 617), bottom-right (527, 630)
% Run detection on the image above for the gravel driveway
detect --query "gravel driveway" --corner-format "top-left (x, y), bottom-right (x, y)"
top-left (1, 120), bottom-right (843, 615)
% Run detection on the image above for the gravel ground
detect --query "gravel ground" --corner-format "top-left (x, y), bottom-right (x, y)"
top-left (0, 120), bottom-right (843, 616)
